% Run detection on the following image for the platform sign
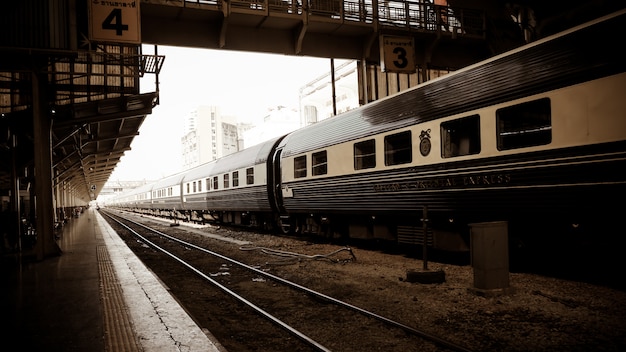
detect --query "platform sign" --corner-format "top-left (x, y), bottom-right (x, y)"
top-left (89, 0), bottom-right (141, 44)
top-left (380, 35), bottom-right (416, 73)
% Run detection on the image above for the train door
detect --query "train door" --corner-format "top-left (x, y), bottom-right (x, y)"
top-left (269, 144), bottom-right (298, 233)
top-left (267, 146), bottom-right (285, 215)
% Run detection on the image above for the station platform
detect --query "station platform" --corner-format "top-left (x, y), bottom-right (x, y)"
top-left (0, 207), bottom-right (225, 351)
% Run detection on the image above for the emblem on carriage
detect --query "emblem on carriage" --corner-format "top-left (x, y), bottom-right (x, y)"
top-left (419, 129), bottom-right (431, 156)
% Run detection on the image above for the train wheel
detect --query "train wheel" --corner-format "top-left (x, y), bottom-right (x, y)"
top-left (278, 215), bottom-right (292, 234)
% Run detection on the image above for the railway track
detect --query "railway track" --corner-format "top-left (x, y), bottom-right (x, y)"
top-left (101, 210), bottom-right (474, 352)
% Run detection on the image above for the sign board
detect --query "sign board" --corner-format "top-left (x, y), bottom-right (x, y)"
top-left (89, 0), bottom-right (141, 44)
top-left (380, 35), bottom-right (416, 73)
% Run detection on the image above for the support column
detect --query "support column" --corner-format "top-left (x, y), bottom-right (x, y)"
top-left (359, 58), bottom-right (369, 105)
top-left (10, 134), bottom-right (21, 252)
top-left (330, 58), bottom-right (337, 116)
top-left (32, 69), bottom-right (61, 259)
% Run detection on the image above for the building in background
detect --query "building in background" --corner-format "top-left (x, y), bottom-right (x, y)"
top-left (241, 106), bottom-right (300, 149)
top-left (242, 63), bottom-right (360, 148)
top-left (181, 105), bottom-right (238, 170)
top-left (299, 60), bottom-right (360, 126)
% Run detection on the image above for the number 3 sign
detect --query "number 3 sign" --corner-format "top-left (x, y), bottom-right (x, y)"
top-left (380, 35), bottom-right (416, 73)
top-left (89, 0), bottom-right (141, 44)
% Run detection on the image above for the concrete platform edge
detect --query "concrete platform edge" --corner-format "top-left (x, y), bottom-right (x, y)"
top-left (95, 212), bottom-right (224, 352)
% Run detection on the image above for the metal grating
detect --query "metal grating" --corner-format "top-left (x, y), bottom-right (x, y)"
top-left (140, 54), bottom-right (166, 76)
top-left (397, 225), bottom-right (433, 246)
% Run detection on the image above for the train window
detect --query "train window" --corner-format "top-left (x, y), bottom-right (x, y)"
top-left (294, 155), bottom-right (307, 178)
top-left (496, 98), bottom-right (552, 150)
top-left (193, 182), bottom-right (197, 193)
top-left (385, 131), bottom-right (412, 166)
top-left (213, 176), bottom-right (218, 190)
top-left (354, 139), bottom-right (376, 170)
top-left (246, 168), bottom-right (254, 185)
top-left (312, 151), bottom-right (327, 176)
top-left (186, 183), bottom-right (190, 194)
top-left (441, 115), bottom-right (481, 158)
top-left (223, 173), bottom-right (230, 188)
top-left (198, 180), bottom-right (202, 192)
top-left (206, 178), bottom-right (211, 190)
top-left (233, 171), bottom-right (239, 187)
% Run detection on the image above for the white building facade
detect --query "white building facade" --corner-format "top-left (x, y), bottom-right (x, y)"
top-left (181, 105), bottom-right (239, 170)
top-left (241, 106), bottom-right (301, 149)
top-left (299, 60), bottom-right (360, 126)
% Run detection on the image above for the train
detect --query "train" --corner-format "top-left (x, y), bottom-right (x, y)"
top-left (106, 9), bottom-right (626, 254)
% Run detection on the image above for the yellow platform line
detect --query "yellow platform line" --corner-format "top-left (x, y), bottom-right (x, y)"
top-left (97, 246), bottom-right (143, 352)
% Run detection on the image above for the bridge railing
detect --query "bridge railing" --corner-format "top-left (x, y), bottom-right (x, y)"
top-left (375, 1), bottom-right (484, 36)
top-left (182, 0), bottom-right (484, 38)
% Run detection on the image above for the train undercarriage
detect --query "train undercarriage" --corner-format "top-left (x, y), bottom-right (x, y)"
top-left (112, 203), bottom-right (622, 270)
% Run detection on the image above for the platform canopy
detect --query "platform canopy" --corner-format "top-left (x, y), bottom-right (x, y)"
top-left (0, 44), bottom-right (162, 203)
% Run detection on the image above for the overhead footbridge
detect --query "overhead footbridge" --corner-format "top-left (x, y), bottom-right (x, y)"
top-left (140, 0), bottom-right (490, 69)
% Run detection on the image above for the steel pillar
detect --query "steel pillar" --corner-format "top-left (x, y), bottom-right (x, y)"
top-left (32, 69), bottom-right (61, 259)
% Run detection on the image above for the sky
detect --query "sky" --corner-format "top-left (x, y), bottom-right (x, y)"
top-left (107, 46), bottom-right (346, 182)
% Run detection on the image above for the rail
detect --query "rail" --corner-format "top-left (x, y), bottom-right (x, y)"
top-left (103, 209), bottom-right (475, 352)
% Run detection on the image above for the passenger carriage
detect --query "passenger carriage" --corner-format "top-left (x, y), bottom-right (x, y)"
top-left (150, 172), bottom-right (186, 219)
top-left (183, 138), bottom-right (278, 227)
top-left (107, 182), bottom-right (153, 215)
top-left (180, 161), bottom-right (217, 223)
top-left (275, 9), bottom-right (626, 250)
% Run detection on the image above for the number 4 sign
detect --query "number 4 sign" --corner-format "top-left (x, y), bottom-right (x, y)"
top-left (379, 35), bottom-right (416, 74)
top-left (89, 0), bottom-right (141, 44)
